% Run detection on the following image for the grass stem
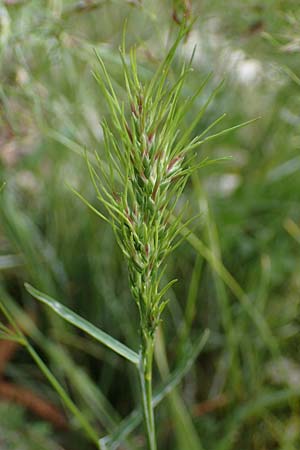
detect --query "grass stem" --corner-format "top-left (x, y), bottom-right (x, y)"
top-left (140, 333), bottom-right (157, 450)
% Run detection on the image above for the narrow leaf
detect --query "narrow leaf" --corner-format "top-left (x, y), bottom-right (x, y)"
top-left (25, 283), bottom-right (139, 365)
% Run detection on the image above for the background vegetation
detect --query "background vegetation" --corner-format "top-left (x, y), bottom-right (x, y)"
top-left (1, 1), bottom-right (300, 449)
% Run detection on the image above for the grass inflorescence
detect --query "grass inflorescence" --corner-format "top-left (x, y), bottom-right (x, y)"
top-left (83, 24), bottom-right (253, 449)
top-left (0, 8), bottom-right (263, 449)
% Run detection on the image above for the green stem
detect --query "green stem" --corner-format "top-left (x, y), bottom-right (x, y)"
top-left (139, 332), bottom-right (157, 450)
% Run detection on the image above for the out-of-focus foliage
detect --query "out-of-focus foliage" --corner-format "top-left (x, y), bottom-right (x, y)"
top-left (0, 402), bottom-right (61, 450)
top-left (1, 1), bottom-right (300, 449)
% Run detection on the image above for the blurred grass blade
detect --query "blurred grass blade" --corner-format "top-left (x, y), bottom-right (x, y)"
top-left (0, 254), bottom-right (22, 270)
top-left (100, 329), bottom-right (210, 448)
top-left (0, 299), bottom-right (99, 445)
top-left (155, 326), bottom-right (205, 450)
top-left (176, 221), bottom-right (279, 356)
top-left (192, 176), bottom-right (241, 392)
top-left (26, 343), bottom-right (99, 445)
top-left (25, 283), bottom-right (139, 365)
top-left (216, 387), bottom-right (300, 450)
top-left (154, 329), bottom-right (210, 403)
top-left (0, 193), bottom-right (66, 291)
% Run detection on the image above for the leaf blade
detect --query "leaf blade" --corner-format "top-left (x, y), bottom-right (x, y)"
top-left (25, 283), bottom-right (139, 365)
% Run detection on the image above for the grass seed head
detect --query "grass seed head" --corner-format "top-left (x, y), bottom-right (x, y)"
top-left (90, 26), bottom-right (219, 337)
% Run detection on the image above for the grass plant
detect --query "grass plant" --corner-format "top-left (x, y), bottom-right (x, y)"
top-left (18, 23), bottom-right (253, 449)
top-left (1, 2), bottom-right (300, 450)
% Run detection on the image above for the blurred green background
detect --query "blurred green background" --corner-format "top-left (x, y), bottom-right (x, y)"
top-left (1, 1), bottom-right (300, 449)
